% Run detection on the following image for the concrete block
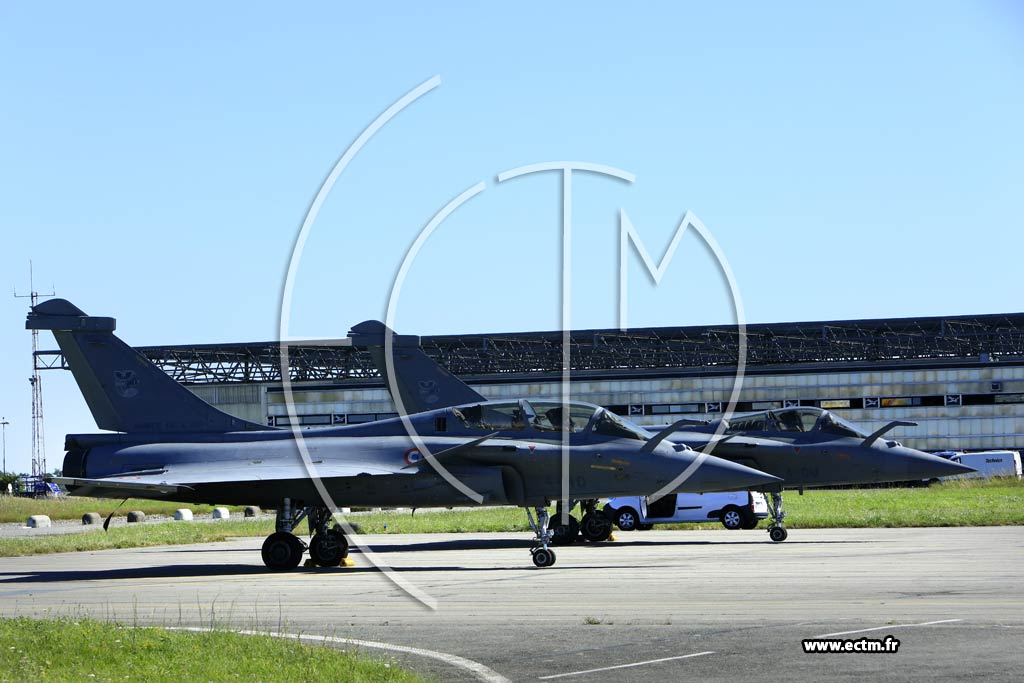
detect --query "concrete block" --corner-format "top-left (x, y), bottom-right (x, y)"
top-left (243, 505), bottom-right (259, 518)
top-left (212, 507), bottom-right (230, 520)
top-left (82, 512), bottom-right (102, 525)
top-left (26, 515), bottom-right (51, 528)
top-left (174, 509), bottom-right (193, 521)
top-left (126, 510), bottom-right (145, 523)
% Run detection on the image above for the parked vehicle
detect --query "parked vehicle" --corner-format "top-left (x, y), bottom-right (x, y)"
top-left (14, 474), bottom-right (62, 498)
top-left (604, 491), bottom-right (769, 531)
top-left (933, 451), bottom-right (1022, 481)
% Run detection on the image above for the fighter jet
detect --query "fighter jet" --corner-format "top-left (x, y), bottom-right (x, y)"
top-left (667, 406), bottom-right (976, 541)
top-left (28, 299), bottom-right (780, 569)
top-left (349, 321), bottom-right (976, 544)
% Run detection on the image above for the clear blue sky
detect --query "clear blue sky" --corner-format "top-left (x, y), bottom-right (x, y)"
top-left (1, 2), bottom-right (1021, 472)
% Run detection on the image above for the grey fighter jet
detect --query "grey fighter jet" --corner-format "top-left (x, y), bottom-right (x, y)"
top-left (28, 299), bottom-right (780, 569)
top-left (349, 321), bottom-right (975, 545)
top-left (668, 407), bottom-right (975, 541)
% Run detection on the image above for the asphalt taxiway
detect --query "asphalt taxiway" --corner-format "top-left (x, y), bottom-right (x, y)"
top-left (0, 527), bottom-right (1021, 682)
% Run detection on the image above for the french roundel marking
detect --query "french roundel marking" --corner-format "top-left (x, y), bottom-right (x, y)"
top-left (404, 447), bottom-right (424, 465)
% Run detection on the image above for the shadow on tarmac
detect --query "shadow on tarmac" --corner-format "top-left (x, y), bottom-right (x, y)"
top-left (0, 565), bottom-right (268, 583)
top-left (356, 536), bottom-right (869, 553)
top-left (0, 536), bottom-right (870, 583)
top-left (0, 562), bottom-right (660, 583)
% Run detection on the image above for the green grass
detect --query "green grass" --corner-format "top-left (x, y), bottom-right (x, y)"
top-left (757, 476), bottom-right (1024, 529)
top-left (1, 478), bottom-right (1020, 558)
top-left (0, 617), bottom-right (427, 683)
top-left (351, 507), bottom-right (531, 534)
top-left (0, 496), bottom-right (251, 524)
top-left (350, 478), bottom-right (1024, 532)
top-left (0, 519), bottom-right (273, 558)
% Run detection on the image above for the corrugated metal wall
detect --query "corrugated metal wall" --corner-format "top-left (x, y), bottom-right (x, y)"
top-left (192, 364), bottom-right (1024, 452)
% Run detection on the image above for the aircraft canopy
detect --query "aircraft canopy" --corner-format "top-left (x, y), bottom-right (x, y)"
top-left (451, 400), bottom-right (650, 440)
top-left (725, 406), bottom-right (868, 438)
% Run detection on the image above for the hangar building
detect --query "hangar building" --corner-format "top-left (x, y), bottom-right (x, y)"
top-left (37, 313), bottom-right (1024, 453)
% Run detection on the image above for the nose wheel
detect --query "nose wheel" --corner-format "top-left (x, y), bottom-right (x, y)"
top-left (525, 506), bottom-right (557, 567)
top-left (766, 491), bottom-right (788, 542)
top-left (531, 547), bottom-right (557, 567)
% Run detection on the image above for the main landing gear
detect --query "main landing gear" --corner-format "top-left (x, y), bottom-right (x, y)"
top-left (547, 500), bottom-right (580, 545)
top-left (546, 499), bottom-right (613, 546)
top-left (261, 498), bottom-right (351, 570)
top-left (765, 491), bottom-right (789, 543)
top-left (308, 506), bottom-right (349, 567)
top-left (579, 499), bottom-right (613, 543)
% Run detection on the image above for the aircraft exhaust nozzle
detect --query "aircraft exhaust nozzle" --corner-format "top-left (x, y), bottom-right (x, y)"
top-left (671, 455), bottom-right (782, 494)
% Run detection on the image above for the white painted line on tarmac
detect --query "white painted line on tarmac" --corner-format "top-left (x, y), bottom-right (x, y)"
top-left (815, 619), bottom-right (962, 638)
top-left (537, 651), bottom-right (715, 680)
top-left (168, 627), bottom-right (511, 683)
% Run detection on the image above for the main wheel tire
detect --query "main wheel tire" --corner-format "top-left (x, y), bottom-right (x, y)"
top-left (262, 531), bottom-right (304, 570)
top-left (548, 515), bottom-right (580, 545)
top-left (309, 530), bottom-right (348, 567)
top-left (531, 547), bottom-right (557, 568)
top-left (580, 513), bottom-right (613, 543)
top-left (768, 526), bottom-right (788, 543)
top-left (615, 507), bottom-right (640, 531)
top-left (721, 507), bottom-right (744, 530)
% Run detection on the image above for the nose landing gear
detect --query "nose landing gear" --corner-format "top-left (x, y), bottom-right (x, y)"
top-left (766, 491), bottom-right (788, 542)
top-left (526, 506), bottom-right (557, 567)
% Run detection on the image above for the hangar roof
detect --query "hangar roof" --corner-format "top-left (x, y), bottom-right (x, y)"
top-left (35, 312), bottom-right (1024, 385)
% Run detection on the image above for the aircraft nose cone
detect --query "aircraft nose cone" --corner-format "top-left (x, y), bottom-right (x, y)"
top-left (902, 449), bottom-right (976, 480)
top-left (672, 454), bottom-right (781, 493)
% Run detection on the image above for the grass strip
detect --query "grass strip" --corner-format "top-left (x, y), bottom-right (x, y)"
top-left (346, 477), bottom-right (1024, 533)
top-left (1, 478), bottom-right (1020, 558)
top-left (0, 617), bottom-right (426, 683)
top-left (0, 497), bottom-right (250, 524)
top-left (0, 520), bottom-right (273, 558)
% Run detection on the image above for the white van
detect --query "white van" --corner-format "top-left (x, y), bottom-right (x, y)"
top-left (603, 491), bottom-right (769, 531)
top-left (934, 451), bottom-right (1022, 480)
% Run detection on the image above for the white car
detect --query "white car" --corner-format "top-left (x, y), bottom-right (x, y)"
top-left (604, 491), bottom-right (769, 531)
top-left (932, 450), bottom-right (1022, 480)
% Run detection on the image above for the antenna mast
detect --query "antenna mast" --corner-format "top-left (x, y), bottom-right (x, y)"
top-left (15, 262), bottom-right (55, 477)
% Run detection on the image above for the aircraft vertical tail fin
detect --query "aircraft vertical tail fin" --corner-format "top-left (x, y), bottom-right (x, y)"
top-left (26, 299), bottom-right (266, 433)
top-left (349, 320), bottom-right (485, 415)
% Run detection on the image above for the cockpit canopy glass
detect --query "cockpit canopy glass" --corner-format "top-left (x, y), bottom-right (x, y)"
top-left (530, 402), bottom-right (599, 433)
top-left (721, 406), bottom-right (867, 439)
top-left (450, 400), bottom-right (651, 440)
top-left (452, 402), bottom-right (529, 431)
top-left (593, 409), bottom-right (651, 441)
top-left (772, 407), bottom-right (825, 433)
top-left (817, 411), bottom-right (867, 439)
top-left (452, 400), bottom-right (602, 434)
